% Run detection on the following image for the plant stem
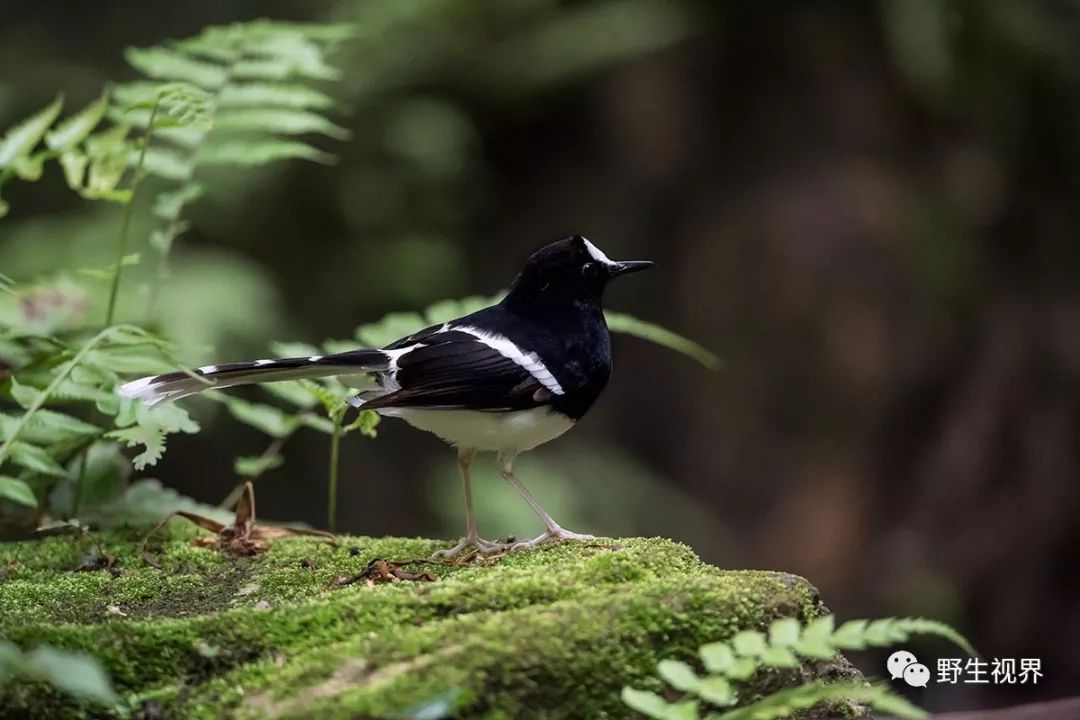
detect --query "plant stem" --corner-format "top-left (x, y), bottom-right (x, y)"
top-left (72, 449), bottom-right (89, 518)
top-left (104, 99), bottom-right (159, 326)
top-left (327, 414), bottom-right (342, 532)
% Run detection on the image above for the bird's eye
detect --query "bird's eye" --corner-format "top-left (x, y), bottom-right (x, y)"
top-left (582, 262), bottom-right (600, 278)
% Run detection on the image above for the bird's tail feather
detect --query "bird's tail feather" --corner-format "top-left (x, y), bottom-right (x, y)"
top-left (119, 349), bottom-right (390, 406)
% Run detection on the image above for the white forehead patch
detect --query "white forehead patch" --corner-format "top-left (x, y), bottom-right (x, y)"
top-left (581, 237), bottom-right (616, 266)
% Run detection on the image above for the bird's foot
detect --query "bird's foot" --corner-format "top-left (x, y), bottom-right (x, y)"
top-left (432, 534), bottom-right (512, 558)
top-left (509, 526), bottom-right (595, 552)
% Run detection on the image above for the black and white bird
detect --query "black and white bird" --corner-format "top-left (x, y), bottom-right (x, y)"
top-left (120, 236), bottom-right (653, 555)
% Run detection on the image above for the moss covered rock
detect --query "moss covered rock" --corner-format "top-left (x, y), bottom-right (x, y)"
top-left (0, 529), bottom-right (859, 719)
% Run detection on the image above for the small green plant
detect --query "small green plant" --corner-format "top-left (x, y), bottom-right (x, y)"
top-left (112, 20), bottom-right (353, 320)
top-left (622, 615), bottom-right (976, 720)
top-left (0, 19), bottom-right (354, 532)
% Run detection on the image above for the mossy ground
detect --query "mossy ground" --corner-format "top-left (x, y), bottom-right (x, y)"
top-left (0, 527), bottom-right (859, 719)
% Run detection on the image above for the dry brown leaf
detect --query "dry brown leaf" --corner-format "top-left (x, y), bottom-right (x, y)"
top-left (142, 481), bottom-right (336, 565)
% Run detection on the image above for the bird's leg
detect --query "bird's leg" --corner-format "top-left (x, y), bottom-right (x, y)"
top-left (497, 452), bottom-right (595, 551)
top-left (434, 448), bottom-right (511, 557)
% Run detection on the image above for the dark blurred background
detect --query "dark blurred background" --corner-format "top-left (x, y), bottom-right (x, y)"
top-left (2, 0), bottom-right (1078, 713)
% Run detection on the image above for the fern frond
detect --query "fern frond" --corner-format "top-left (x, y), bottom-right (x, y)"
top-left (0, 95), bottom-right (63, 169)
top-left (118, 20), bottom-right (352, 321)
top-left (716, 682), bottom-right (925, 720)
top-left (833, 617), bottom-right (977, 658)
top-left (627, 614), bottom-right (972, 720)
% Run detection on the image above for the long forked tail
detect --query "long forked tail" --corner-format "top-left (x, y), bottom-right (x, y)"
top-left (118, 349), bottom-right (391, 406)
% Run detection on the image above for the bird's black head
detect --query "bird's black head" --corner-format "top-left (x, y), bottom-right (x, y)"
top-left (504, 235), bottom-right (653, 311)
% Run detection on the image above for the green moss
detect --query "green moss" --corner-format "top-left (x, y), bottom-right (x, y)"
top-left (0, 530), bottom-right (857, 719)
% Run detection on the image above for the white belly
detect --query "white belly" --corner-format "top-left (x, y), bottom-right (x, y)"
top-left (379, 406), bottom-right (575, 452)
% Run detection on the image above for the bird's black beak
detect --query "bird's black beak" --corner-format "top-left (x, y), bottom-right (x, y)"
top-left (609, 260), bottom-right (654, 277)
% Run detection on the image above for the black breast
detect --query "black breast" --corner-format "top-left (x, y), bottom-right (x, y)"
top-left (493, 303), bottom-right (613, 421)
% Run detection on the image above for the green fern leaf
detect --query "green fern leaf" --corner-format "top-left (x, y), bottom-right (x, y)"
top-left (28, 409), bottom-right (100, 437)
top-left (198, 138), bottom-right (336, 166)
top-left (141, 146), bottom-right (194, 182)
top-left (355, 312), bottom-right (427, 348)
top-left (0, 95), bottom-right (64, 168)
top-left (697, 676), bottom-right (736, 707)
top-left (9, 377), bottom-right (42, 410)
top-left (140, 402), bottom-right (200, 435)
top-left (258, 380), bottom-right (320, 409)
top-left (621, 688), bottom-right (673, 720)
top-left (46, 90), bottom-right (109, 151)
top-left (86, 347), bottom-right (176, 375)
top-left (153, 183), bottom-right (204, 221)
top-left (81, 124), bottom-right (133, 200)
top-left (235, 453), bottom-right (284, 478)
top-left (725, 657), bottom-right (757, 681)
top-left (213, 107), bottom-right (350, 140)
top-left (11, 153), bottom-right (46, 181)
top-left (767, 617), bottom-right (801, 647)
top-left (699, 642), bottom-right (734, 675)
top-left (0, 475), bottom-right (38, 508)
top-left (58, 151), bottom-right (89, 190)
top-left (107, 424), bottom-right (166, 470)
top-left (156, 82), bottom-right (215, 132)
top-left (657, 660), bottom-right (700, 692)
top-left (124, 47), bottom-right (228, 89)
top-left (219, 82), bottom-right (335, 110)
top-left (830, 619), bottom-right (868, 649)
top-left (731, 631), bottom-right (767, 658)
top-left (214, 395), bottom-right (299, 438)
top-left (605, 311), bottom-right (720, 369)
top-left (8, 441), bottom-right (66, 478)
top-left (758, 646), bottom-right (799, 669)
top-left (231, 41), bottom-right (342, 82)
top-left (298, 414), bottom-right (336, 435)
top-left (664, 700), bottom-right (699, 720)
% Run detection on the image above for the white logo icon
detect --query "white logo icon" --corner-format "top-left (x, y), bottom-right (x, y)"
top-left (903, 662), bottom-right (931, 688)
top-left (887, 650), bottom-right (919, 681)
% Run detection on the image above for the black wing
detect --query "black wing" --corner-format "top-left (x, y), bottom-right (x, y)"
top-left (363, 329), bottom-right (554, 412)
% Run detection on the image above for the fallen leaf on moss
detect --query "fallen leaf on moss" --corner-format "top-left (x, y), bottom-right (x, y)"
top-left (142, 481), bottom-right (335, 565)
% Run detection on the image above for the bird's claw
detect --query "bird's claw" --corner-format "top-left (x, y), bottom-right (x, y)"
top-left (509, 527), bottom-right (595, 552)
top-left (433, 535), bottom-right (512, 558)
